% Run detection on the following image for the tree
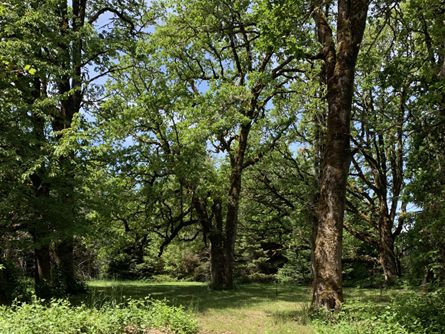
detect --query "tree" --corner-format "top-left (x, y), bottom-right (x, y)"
top-left (342, 12), bottom-right (415, 285)
top-left (98, 0), bottom-right (311, 289)
top-left (0, 0), bottom-right (145, 296)
top-left (402, 0), bottom-right (445, 284)
top-left (310, 0), bottom-right (369, 310)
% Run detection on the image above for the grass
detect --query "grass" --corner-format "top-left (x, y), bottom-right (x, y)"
top-left (79, 280), bottom-right (315, 334)
top-left (70, 280), bottom-right (435, 334)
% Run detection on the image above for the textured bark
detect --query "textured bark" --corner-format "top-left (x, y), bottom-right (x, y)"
top-left (379, 214), bottom-right (398, 285)
top-left (311, 0), bottom-right (369, 311)
top-left (192, 125), bottom-right (248, 291)
top-left (208, 199), bottom-right (227, 289)
top-left (437, 26), bottom-right (445, 285)
top-left (379, 209), bottom-right (400, 285)
top-left (193, 196), bottom-right (227, 289)
top-left (223, 169), bottom-right (242, 290)
top-left (223, 125), bottom-right (250, 289)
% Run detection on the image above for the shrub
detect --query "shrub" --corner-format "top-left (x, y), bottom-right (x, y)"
top-left (275, 248), bottom-right (311, 284)
top-left (312, 289), bottom-right (445, 334)
top-left (0, 297), bottom-right (198, 334)
top-left (0, 261), bottom-right (32, 304)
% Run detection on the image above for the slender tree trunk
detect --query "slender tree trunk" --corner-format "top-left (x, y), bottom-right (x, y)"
top-left (311, 0), bottom-right (369, 310)
top-left (33, 231), bottom-right (52, 298)
top-left (438, 39), bottom-right (445, 286)
top-left (377, 187), bottom-right (400, 285)
top-left (379, 215), bottom-right (399, 285)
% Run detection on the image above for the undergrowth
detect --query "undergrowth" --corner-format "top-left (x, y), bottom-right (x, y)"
top-left (311, 289), bottom-right (445, 334)
top-left (0, 296), bottom-right (198, 334)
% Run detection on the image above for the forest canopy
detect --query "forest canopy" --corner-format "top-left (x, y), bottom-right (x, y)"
top-left (0, 0), bottom-right (444, 313)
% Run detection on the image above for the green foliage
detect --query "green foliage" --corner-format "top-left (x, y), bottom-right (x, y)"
top-left (276, 248), bottom-right (311, 284)
top-left (312, 289), bottom-right (445, 334)
top-left (0, 261), bottom-right (32, 304)
top-left (0, 297), bottom-right (198, 334)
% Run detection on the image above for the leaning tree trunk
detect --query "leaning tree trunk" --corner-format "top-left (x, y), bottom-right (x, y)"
top-left (311, 0), bottom-right (369, 311)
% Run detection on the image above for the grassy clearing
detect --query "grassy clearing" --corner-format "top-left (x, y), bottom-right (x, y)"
top-left (82, 281), bottom-right (315, 334)
top-left (69, 281), bottom-right (442, 334)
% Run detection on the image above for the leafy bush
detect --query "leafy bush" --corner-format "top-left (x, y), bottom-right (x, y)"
top-left (0, 297), bottom-right (198, 334)
top-left (163, 249), bottom-right (209, 282)
top-left (275, 248), bottom-right (311, 284)
top-left (0, 261), bottom-right (32, 303)
top-left (312, 289), bottom-right (445, 334)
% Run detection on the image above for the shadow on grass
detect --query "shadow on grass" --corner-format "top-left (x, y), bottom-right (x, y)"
top-left (72, 282), bottom-right (311, 312)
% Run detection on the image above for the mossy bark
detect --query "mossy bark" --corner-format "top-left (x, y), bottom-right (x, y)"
top-left (311, 0), bottom-right (369, 311)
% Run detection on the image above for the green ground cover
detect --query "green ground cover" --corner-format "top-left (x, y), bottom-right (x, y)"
top-left (84, 281), bottom-right (314, 334)
top-left (82, 281), bottom-right (444, 334)
top-left (1, 281), bottom-right (443, 333)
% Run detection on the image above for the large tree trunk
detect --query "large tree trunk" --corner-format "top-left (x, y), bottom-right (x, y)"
top-left (49, 0), bottom-right (85, 295)
top-left (223, 169), bottom-right (242, 290)
top-left (209, 232), bottom-right (226, 289)
top-left (30, 172), bottom-right (53, 298)
top-left (193, 196), bottom-right (227, 290)
top-left (209, 199), bottom-right (226, 289)
top-left (54, 237), bottom-right (77, 293)
top-left (222, 125), bottom-right (249, 289)
top-left (311, 0), bottom-right (369, 311)
top-left (193, 125), bottom-right (249, 290)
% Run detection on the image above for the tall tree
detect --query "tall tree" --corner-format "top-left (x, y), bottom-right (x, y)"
top-left (99, 0), bottom-right (311, 289)
top-left (0, 0), bottom-right (145, 296)
top-left (403, 0), bottom-right (445, 284)
top-left (310, 0), bottom-right (369, 310)
top-left (342, 12), bottom-right (415, 285)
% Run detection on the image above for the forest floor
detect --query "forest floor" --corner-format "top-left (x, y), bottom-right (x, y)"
top-left (86, 280), bottom-right (314, 333)
top-left (77, 280), bottom-right (399, 334)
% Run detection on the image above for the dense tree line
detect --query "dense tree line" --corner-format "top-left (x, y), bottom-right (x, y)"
top-left (1, 0), bottom-right (444, 311)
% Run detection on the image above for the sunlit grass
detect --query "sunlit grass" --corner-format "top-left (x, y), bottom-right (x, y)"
top-left (82, 280), bottom-right (315, 333)
top-left (77, 280), bottom-right (417, 334)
